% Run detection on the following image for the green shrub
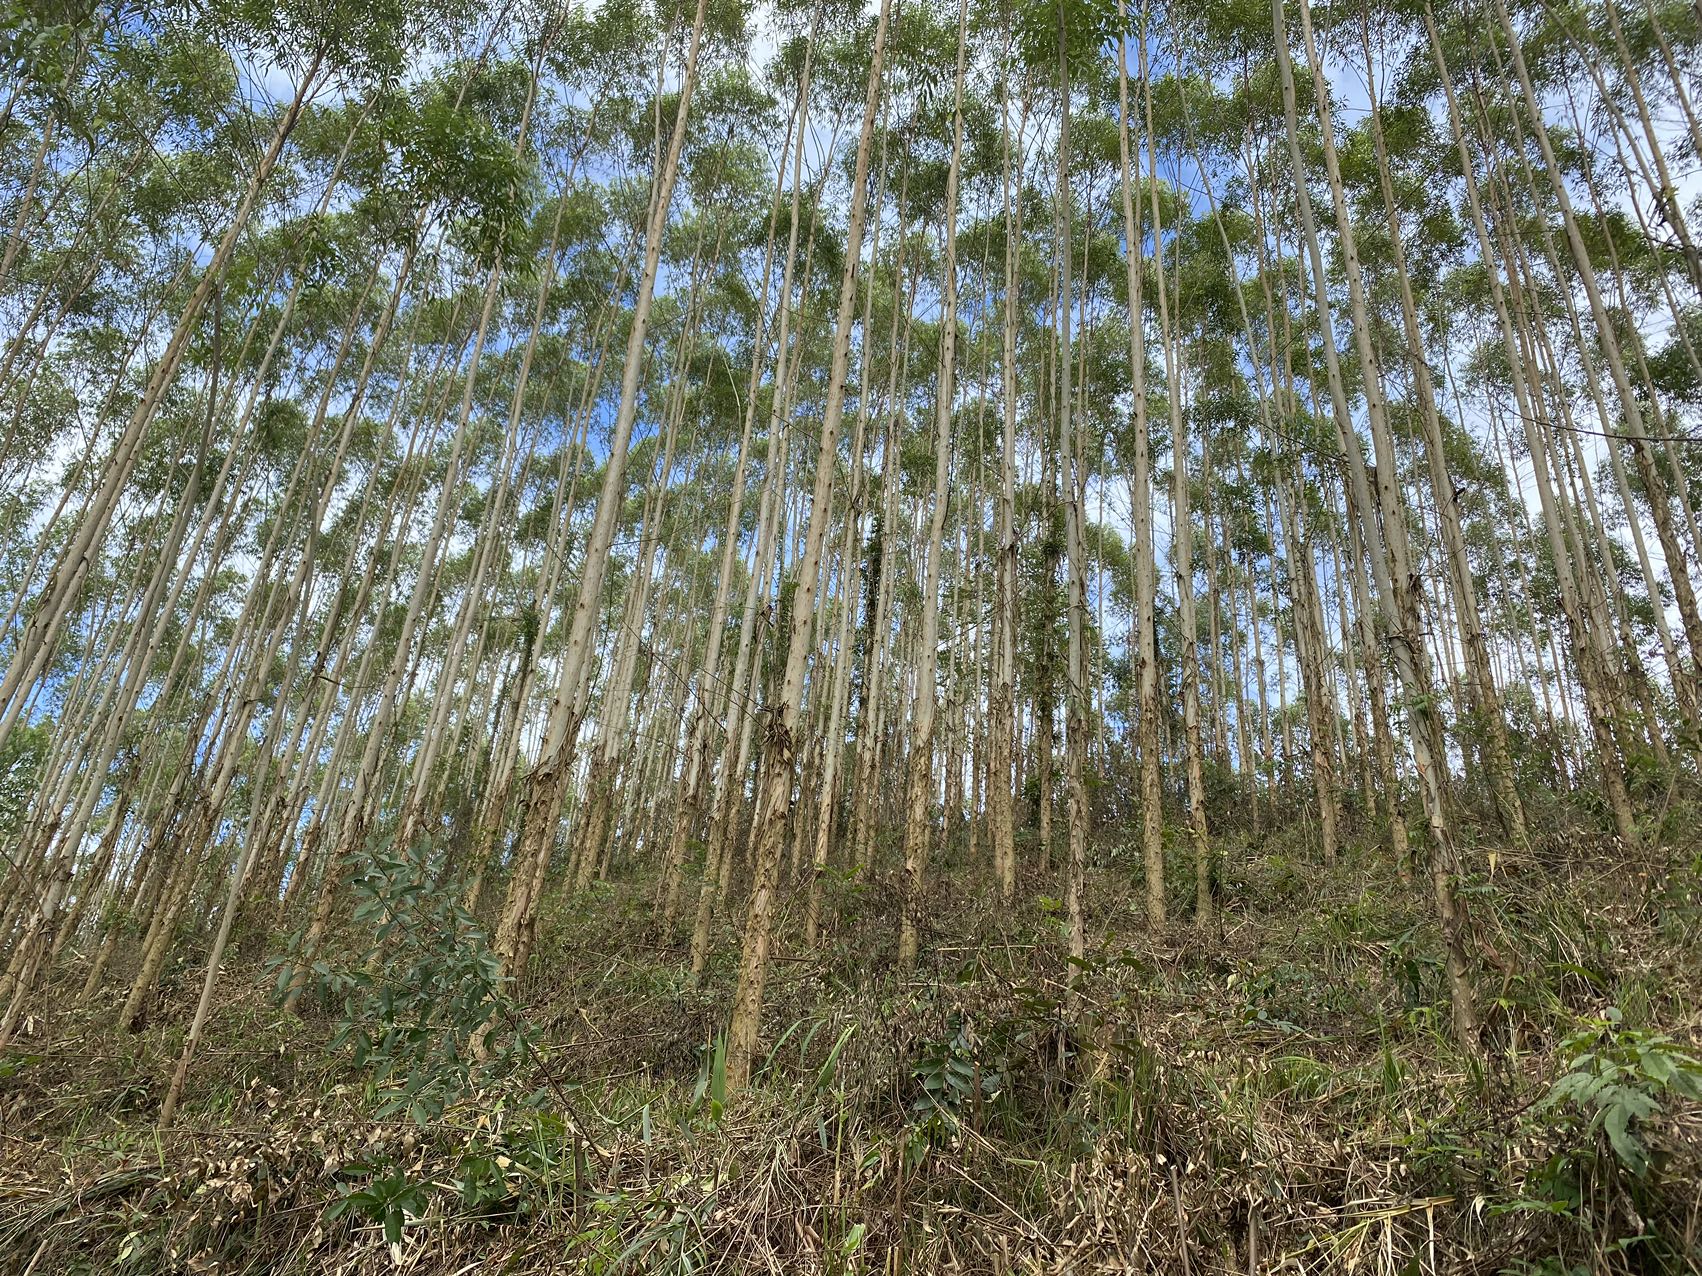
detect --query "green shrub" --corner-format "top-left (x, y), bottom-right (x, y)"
top-left (1541, 1007), bottom-right (1702, 1180)
top-left (270, 835), bottom-right (531, 1123)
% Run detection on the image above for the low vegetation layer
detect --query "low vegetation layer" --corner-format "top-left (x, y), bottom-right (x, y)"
top-left (5, 827), bottom-right (1701, 1274)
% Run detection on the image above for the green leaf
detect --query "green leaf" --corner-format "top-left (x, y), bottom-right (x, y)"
top-left (817, 1023), bottom-right (857, 1091)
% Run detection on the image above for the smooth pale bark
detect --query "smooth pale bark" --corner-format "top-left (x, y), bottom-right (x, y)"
top-left (396, 133), bottom-right (587, 858)
top-left (1141, 37), bottom-right (1208, 927)
top-left (0, 53), bottom-right (324, 751)
top-left (898, 0), bottom-right (968, 971)
top-left (1115, 14), bottom-right (1165, 927)
top-left (1056, 9), bottom-right (1088, 971)
top-left (1552, 65), bottom-right (1702, 755)
top-left (690, 142), bottom-right (835, 968)
top-left (851, 175), bottom-right (916, 874)
top-left (125, 244), bottom-right (434, 1021)
top-left (1238, 140), bottom-right (1343, 861)
top-left (499, 0), bottom-right (710, 979)
top-left (1356, 10), bottom-right (1528, 853)
top-left (690, 373), bottom-right (790, 978)
top-left (577, 216), bottom-right (718, 888)
top-left (803, 96), bottom-right (887, 945)
top-left (290, 259), bottom-right (506, 1000)
top-left (465, 259), bottom-right (629, 913)
top-left (658, 57), bottom-right (799, 928)
top-left (988, 65), bottom-right (1027, 905)
top-left (4, 336), bottom-right (228, 1019)
top-left (726, 0), bottom-right (892, 1091)
top-left (0, 114), bottom-right (56, 296)
top-left (1426, 0), bottom-right (1638, 846)
top-left (1489, 0), bottom-right (1702, 709)
top-left (1276, 0), bottom-right (1477, 1042)
top-left (1183, 95), bottom-right (1312, 850)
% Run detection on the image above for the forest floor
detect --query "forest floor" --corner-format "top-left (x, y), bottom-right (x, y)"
top-left (3, 819), bottom-right (1702, 1274)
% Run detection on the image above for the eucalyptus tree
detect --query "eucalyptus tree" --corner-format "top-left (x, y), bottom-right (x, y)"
top-left (727, 0), bottom-right (894, 1090)
top-left (1489, 0), bottom-right (1702, 700)
top-left (1139, 44), bottom-right (1212, 928)
top-left (690, 12), bottom-right (848, 973)
top-left (896, 0), bottom-right (969, 971)
top-left (498, 0), bottom-right (718, 978)
top-left (1345, 12), bottom-right (1529, 853)
top-left (658, 21), bottom-right (808, 931)
top-left (1052, 0), bottom-right (1091, 967)
top-left (1269, 0), bottom-right (1479, 1040)
top-left (8, 0), bottom-right (1702, 1119)
top-left (289, 52), bottom-right (547, 1001)
top-left (1422, 0), bottom-right (1641, 845)
top-left (986, 13), bottom-right (1029, 903)
top-left (0, 0), bottom-right (437, 753)
top-left (1112, 0), bottom-right (1168, 924)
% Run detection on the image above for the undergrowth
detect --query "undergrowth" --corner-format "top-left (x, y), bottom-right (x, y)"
top-left (3, 826), bottom-right (1701, 1274)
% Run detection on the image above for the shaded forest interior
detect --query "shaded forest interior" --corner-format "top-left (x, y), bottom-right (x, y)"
top-left (5, 0), bottom-right (1702, 1270)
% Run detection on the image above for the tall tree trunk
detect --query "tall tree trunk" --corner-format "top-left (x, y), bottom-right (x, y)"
top-left (898, 0), bottom-right (966, 971)
top-left (1116, 7), bottom-right (1166, 926)
top-left (499, 0), bottom-right (711, 978)
top-left (1142, 38), bottom-right (1209, 927)
top-left (1276, 0), bottom-right (1477, 1042)
top-left (726, 0), bottom-right (892, 1090)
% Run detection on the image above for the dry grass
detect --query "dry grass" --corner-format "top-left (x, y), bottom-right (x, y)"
top-left (3, 823), bottom-right (1702, 1274)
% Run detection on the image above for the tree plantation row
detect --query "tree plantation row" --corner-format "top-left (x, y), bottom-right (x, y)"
top-left (2, 0), bottom-right (1701, 1132)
